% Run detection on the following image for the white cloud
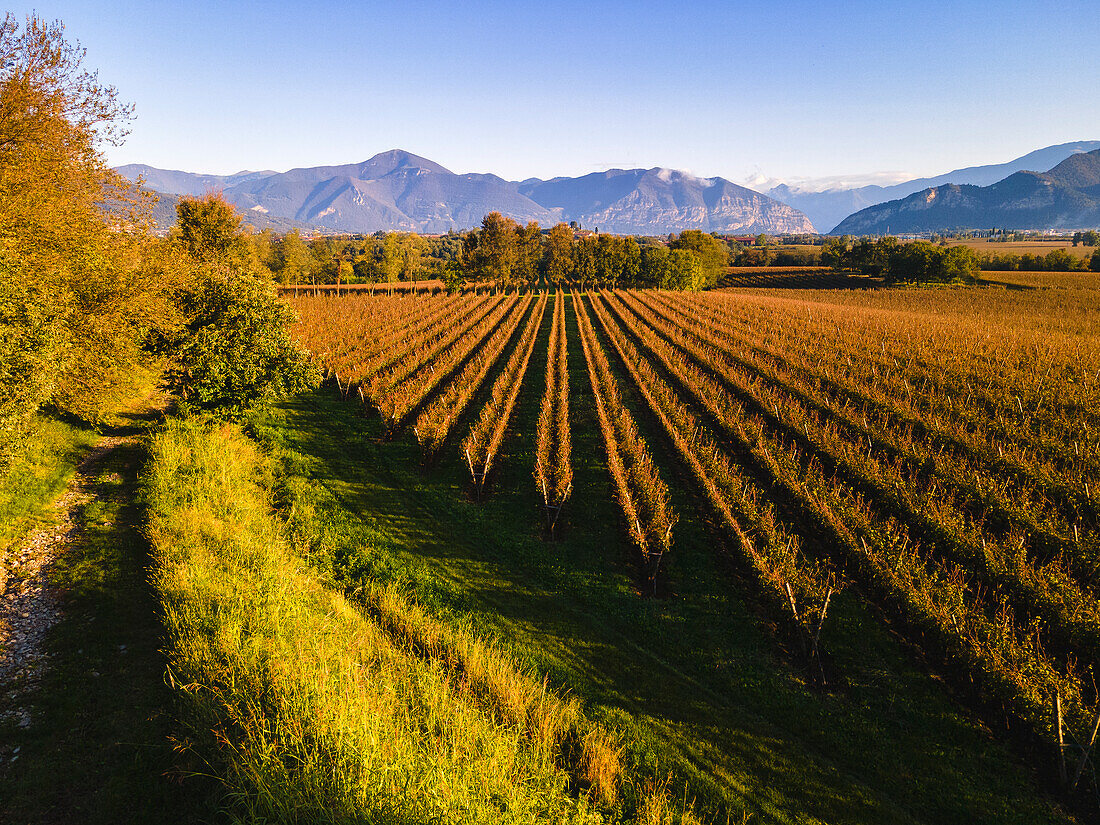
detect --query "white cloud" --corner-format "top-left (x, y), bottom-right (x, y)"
top-left (741, 169), bottom-right (916, 194)
top-left (656, 167), bottom-right (716, 187)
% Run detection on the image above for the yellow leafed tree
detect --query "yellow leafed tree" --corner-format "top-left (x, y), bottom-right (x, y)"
top-left (0, 14), bottom-right (174, 455)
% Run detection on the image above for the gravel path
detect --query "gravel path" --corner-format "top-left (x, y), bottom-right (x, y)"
top-left (0, 435), bottom-right (131, 730)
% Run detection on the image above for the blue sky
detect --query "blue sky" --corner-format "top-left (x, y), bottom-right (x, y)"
top-left (13, 1), bottom-right (1099, 186)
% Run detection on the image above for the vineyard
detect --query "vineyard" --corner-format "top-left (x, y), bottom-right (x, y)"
top-left (289, 278), bottom-right (1100, 819)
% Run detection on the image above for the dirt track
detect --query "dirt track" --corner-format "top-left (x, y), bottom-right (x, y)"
top-left (0, 436), bottom-right (131, 730)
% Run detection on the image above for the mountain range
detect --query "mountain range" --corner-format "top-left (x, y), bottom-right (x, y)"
top-left (764, 141), bottom-right (1100, 232)
top-left (119, 141), bottom-right (1100, 237)
top-left (117, 151), bottom-right (813, 236)
top-left (832, 149), bottom-right (1100, 235)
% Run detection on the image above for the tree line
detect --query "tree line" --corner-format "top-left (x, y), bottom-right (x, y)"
top-left (251, 214), bottom-right (738, 291)
top-left (977, 247), bottom-right (1100, 273)
top-left (243, 224), bottom-right (1100, 285)
top-left (458, 213), bottom-right (732, 291)
top-left (821, 237), bottom-right (981, 283)
top-left (251, 224), bottom-right (833, 288)
top-left (824, 235), bottom-right (1100, 278)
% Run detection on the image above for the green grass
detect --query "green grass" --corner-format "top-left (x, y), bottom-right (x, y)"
top-left (252, 293), bottom-right (1074, 825)
top-left (0, 410), bottom-right (221, 823)
top-left (0, 366), bottom-right (166, 552)
top-left (144, 417), bottom-right (667, 824)
top-left (0, 413), bottom-right (99, 552)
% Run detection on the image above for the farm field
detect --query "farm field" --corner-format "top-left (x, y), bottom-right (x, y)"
top-left (975, 271), bottom-right (1100, 290)
top-left (282, 282), bottom-right (1100, 823)
top-left (944, 238), bottom-right (1095, 259)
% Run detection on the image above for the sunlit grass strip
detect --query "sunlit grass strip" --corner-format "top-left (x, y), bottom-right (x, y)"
top-left (144, 418), bottom-right (607, 824)
top-left (360, 578), bottom-right (624, 804)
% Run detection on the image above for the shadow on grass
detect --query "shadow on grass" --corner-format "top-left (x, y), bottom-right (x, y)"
top-left (976, 279), bottom-right (1039, 291)
top-left (263, 360), bottom-right (1070, 825)
top-left (0, 438), bottom-right (222, 824)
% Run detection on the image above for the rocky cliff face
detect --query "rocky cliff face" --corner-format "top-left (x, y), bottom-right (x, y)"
top-left (704, 189), bottom-right (814, 234)
top-left (534, 169), bottom-right (814, 234)
top-left (578, 193), bottom-right (813, 234)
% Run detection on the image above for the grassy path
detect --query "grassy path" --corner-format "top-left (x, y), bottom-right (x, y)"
top-left (0, 405), bottom-right (219, 824)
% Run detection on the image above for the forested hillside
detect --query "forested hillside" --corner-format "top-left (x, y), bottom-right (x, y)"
top-left (834, 150), bottom-right (1100, 235)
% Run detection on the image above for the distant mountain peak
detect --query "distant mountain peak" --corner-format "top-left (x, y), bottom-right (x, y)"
top-left (1044, 149), bottom-right (1100, 189)
top-left (358, 149), bottom-right (452, 177)
top-left (649, 167), bottom-right (717, 188)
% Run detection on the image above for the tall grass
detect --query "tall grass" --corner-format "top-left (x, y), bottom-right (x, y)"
top-left (145, 418), bottom-right (607, 824)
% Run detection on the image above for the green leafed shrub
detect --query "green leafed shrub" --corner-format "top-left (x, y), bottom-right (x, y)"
top-left (167, 271), bottom-right (319, 419)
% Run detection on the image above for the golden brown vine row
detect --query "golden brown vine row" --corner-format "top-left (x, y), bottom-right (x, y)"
top-left (414, 295), bottom-right (535, 456)
top-left (535, 291), bottom-right (573, 529)
top-left (462, 294), bottom-right (549, 491)
top-left (574, 293), bottom-right (675, 588)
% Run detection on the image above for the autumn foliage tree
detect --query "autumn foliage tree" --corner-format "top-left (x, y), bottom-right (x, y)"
top-left (543, 223), bottom-right (575, 286)
top-left (277, 230), bottom-right (317, 284)
top-left (174, 194), bottom-right (257, 272)
top-left (0, 14), bottom-right (172, 458)
top-left (572, 235), bottom-right (597, 288)
top-left (516, 221), bottom-right (542, 286)
top-left (669, 230), bottom-right (729, 288)
top-left (463, 212), bottom-right (521, 289)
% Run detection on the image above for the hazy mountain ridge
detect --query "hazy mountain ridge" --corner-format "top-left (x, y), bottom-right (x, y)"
top-left (117, 150), bottom-right (812, 235)
top-left (765, 141), bottom-right (1100, 232)
top-left (832, 149), bottom-right (1100, 235)
top-left (129, 188), bottom-right (320, 234)
top-left (116, 164), bottom-right (278, 198)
